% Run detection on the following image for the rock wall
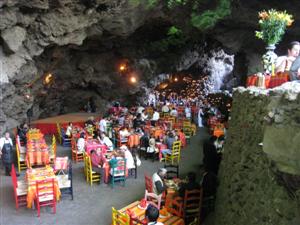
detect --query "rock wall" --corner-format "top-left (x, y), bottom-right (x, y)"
top-left (214, 82), bottom-right (300, 225)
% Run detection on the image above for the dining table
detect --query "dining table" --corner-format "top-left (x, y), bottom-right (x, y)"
top-left (26, 166), bottom-right (61, 208)
top-left (85, 139), bottom-right (108, 154)
top-left (118, 200), bottom-right (185, 225)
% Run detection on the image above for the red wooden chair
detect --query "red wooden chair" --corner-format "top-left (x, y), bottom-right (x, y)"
top-left (144, 173), bottom-right (153, 193)
top-left (35, 178), bottom-right (56, 217)
top-left (11, 165), bottom-right (27, 209)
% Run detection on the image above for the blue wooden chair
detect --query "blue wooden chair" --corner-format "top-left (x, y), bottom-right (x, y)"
top-left (57, 161), bottom-right (73, 200)
top-left (109, 158), bottom-right (126, 188)
top-left (61, 128), bottom-right (71, 147)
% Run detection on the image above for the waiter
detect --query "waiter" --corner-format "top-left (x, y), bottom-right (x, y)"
top-left (0, 132), bottom-right (14, 176)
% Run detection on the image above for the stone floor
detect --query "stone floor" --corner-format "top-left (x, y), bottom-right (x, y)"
top-left (0, 128), bottom-right (209, 225)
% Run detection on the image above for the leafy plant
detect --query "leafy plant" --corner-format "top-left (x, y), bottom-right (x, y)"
top-left (255, 9), bottom-right (294, 45)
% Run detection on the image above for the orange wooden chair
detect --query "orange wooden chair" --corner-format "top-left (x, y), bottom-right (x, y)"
top-left (183, 189), bottom-right (203, 224)
top-left (71, 137), bottom-right (84, 163)
top-left (35, 178), bottom-right (56, 217)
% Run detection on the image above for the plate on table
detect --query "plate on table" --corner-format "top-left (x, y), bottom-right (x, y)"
top-left (159, 212), bottom-right (170, 218)
top-left (137, 203), bottom-right (149, 210)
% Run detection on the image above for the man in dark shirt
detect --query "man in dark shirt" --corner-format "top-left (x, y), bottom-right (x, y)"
top-left (178, 172), bottom-right (201, 198)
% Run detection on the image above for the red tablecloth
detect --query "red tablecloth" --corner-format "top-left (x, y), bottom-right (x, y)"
top-left (33, 122), bottom-right (85, 135)
top-left (268, 75), bottom-right (289, 88)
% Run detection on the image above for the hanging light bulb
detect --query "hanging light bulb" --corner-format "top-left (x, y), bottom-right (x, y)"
top-left (130, 76), bottom-right (137, 83)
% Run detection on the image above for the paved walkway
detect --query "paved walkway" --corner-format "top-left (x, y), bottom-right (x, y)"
top-left (0, 128), bottom-right (208, 225)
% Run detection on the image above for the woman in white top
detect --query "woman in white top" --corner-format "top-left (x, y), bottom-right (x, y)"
top-left (99, 132), bottom-right (114, 151)
top-left (65, 122), bottom-right (73, 137)
top-left (120, 145), bottom-right (135, 169)
top-left (77, 133), bottom-right (85, 153)
top-left (185, 106), bottom-right (191, 119)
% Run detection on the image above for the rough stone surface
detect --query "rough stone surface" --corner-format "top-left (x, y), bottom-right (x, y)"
top-left (214, 83), bottom-right (300, 225)
top-left (1, 26), bottom-right (27, 53)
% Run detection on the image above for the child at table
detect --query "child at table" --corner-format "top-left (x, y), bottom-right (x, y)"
top-left (145, 204), bottom-right (164, 225)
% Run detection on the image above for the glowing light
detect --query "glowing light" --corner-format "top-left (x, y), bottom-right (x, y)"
top-left (174, 77), bottom-right (178, 82)
top-left (130, 76), bottom-right (137, 83)
top-left (25, 94), bottom-right (31, 99)
top-left (119, 64), bottom-right (127, 72)
top-left (44, 73), bottom-right (53, 84)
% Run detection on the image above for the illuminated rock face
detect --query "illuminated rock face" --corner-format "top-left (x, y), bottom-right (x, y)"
top-left (214, 82), bottom-right (300, 225)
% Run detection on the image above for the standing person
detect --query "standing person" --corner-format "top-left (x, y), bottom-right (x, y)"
top-left (0, 132), bottom-right (14, 176)
top-left (276, 41), bottom-right (300, 73)
top-left (198, 107), bottom-right (204, 128)
top-left (99, 116), bottom-right (107, 133)
top-left (185, 105), bottom-right (191, 120)
top-left (151, 109), bottom-right (160, 127)
top-left (65, 122), bottom-right (73, 137)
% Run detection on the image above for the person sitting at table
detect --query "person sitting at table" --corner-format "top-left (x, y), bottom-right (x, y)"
top-left (178, 172), bottom-right (201, 198)
top-left (151, 109), bottom-right (160, 127)
top-left (133, 113), bottom-right (144, 130)
top-left (118, 113), bottom-right (126, 127)
top-left (161, 132), bottom-right (175, 156)
top-left (170, 107), bottom-right (178, 117)
top-left (146, 135), bottom-right (158, 161)
top-left (77, 133), bottom-right (86, 153)
top-left (17, 122), bottom-right (28, 146)
top-left (145, 204), bottom-right (164, 225)
top-left (162, 103), bottom-right (170, 115)
top-left (99, 132), bottom-right (114, 151)
top-left (90, 149), bottom-right (107, 182)
top-left (119, 126), bottom-right (130, 141)
top-left (99, 116), bottom-right (107, 133)
top-left (65, 122), bottom-right (73, 138)
top-left (86, 116), bottom-right (95, 126)
top-left (141, 109), bottom-right (148, 121)
top-left (120, 145), bottom-right (135, 174)
top-left (276, 41), bottom-right (300, 73)
top-left (152, 168), bottom-right (167, 195)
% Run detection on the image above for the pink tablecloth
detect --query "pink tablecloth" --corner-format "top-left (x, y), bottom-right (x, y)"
top-left (85, 140), bottom-right (108, 154)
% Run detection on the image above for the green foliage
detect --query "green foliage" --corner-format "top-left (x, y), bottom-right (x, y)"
top-left (148, 26), bottom-right (187, 53)
top-left (191, 0), bottom-right (231, 30)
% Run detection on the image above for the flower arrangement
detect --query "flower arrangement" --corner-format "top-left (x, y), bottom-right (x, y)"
top-left (255, 9), bottom-right (294, 46)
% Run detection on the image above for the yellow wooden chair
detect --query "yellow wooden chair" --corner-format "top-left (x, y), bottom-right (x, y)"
top-left (50, 135), bottom-right (57, 164)
top-left (86, 154), bottom-right (101, 185)
top-left (112, 207), bottom-right (130, 225)
top-left (56, 123), bottom-right (62, 144)
top-left (83, 152), bottom-right (89, 182)
top-left (165, 141), bottom-right (181, 164)
top-left (16, 142), bottom-right (27, 173)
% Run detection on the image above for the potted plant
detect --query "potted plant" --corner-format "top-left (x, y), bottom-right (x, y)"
top-left (255, 9), bottom-right (294, 75)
